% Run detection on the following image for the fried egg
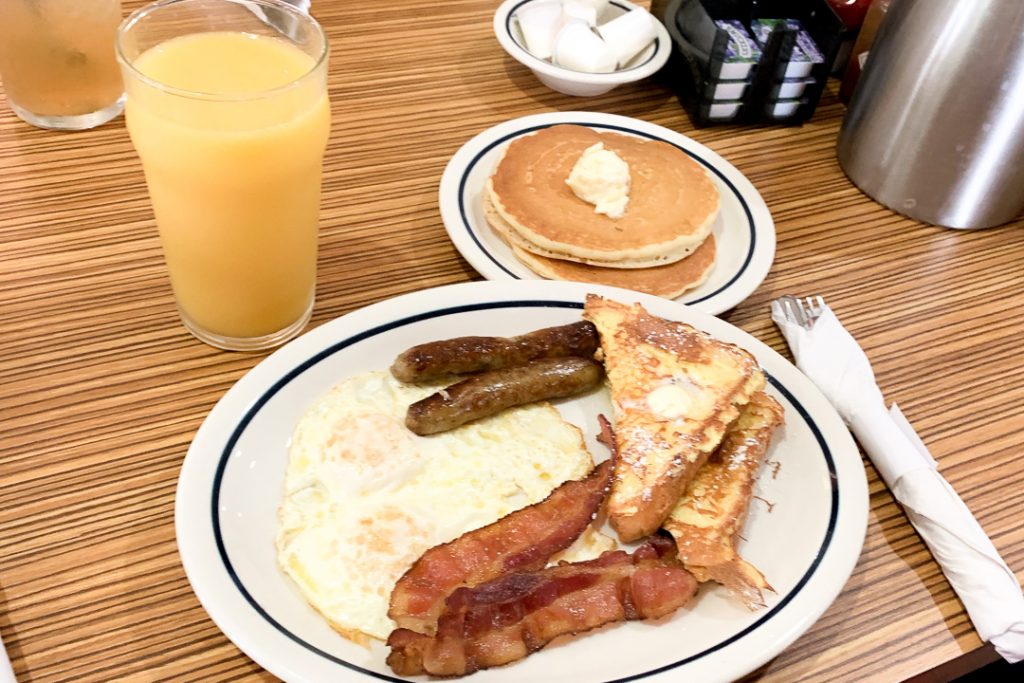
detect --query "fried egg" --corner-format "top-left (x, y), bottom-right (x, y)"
top-left (276, 371), bottom-right (613, 644)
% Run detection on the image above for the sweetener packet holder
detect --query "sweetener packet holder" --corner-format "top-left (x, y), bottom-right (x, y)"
top-left (652, 0), bottom-right (844, 126)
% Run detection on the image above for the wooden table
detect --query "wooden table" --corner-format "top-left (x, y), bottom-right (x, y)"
top-left (2, 1), bottom-right (1022, 681)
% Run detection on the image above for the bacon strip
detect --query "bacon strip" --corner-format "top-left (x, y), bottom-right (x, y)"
top-left (386, 536), bottom-right (697, 677)
top-left (596, 413), bottom-right (615, 449)
top-left (388, 458), bottom-right (614, 635)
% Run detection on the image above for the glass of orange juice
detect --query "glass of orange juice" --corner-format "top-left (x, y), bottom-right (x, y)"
top-left (116, 0), bottom-right (330, 351)
top-left (0, 0), bottom-right (125, 130)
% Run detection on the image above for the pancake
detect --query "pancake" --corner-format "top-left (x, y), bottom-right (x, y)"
top-left (484, 194), bottom-right (716, 298)
top-left (487, 124), bottom-right (720, 268)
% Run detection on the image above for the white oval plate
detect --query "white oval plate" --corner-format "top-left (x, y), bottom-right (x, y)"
top-left (176, 280), bottom-right (866, 683)
top-left (438, 112), bottom-right (776, 316)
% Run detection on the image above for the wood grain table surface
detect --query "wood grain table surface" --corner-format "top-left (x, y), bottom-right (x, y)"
top-left (2, 1), bottom-right (1022, 681)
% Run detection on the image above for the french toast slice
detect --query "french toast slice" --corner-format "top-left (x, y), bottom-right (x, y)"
top-left (583, 295), bottom-right (765, 542)
top-left (663, 391), bottom-right (784, 609)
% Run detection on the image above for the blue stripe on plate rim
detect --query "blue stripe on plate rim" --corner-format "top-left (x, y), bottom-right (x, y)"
top-left (209, 300), bottom-right (836, 683)
top-left (505, 0), bottom-right (661, 75)
top-left (456, 123), bottom-right (757, 306)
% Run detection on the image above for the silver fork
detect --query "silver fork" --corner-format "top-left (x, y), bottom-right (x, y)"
top-left (773, 295), bottom-right (826, 330)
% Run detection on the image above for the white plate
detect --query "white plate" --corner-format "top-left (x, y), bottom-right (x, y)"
top-left (176, 280), bottom-right (867, 683)
top-left (438, 112), bottom-right (776, 315)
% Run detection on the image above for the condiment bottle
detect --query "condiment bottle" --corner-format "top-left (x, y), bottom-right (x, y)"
top-left (839, 0), bottom-right (891, 102)
top-left (826, 0), bottom-right (874, 74)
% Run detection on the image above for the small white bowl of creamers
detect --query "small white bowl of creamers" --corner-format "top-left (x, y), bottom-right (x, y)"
top-left (495, 0), bottom-right (672, 97)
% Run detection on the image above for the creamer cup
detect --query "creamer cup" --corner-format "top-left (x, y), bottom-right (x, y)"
top-left (515, 0), bottom-right (563, 60)
top-left (595, 7), bottom-right (656, 67)
top-left (553, 20), bottom-right (617, 73)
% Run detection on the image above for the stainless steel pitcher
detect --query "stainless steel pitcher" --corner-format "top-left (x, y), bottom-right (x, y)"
top-left (837, 0), bottom-right (1024, 229)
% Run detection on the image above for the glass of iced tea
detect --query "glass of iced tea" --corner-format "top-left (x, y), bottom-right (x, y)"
top-left (116, 0), bottom-right (330, 351)
top-left (0, 0), bottom-right (125, 130)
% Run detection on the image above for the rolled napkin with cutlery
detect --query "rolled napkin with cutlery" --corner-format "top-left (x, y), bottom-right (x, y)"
top-left (771, 296), bottom-right (1024, 663)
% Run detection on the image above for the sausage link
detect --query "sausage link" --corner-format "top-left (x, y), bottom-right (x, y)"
top-left (405, 357), bottom-right (603, 435)
top-left (390, 321), bottom-right (598, 383)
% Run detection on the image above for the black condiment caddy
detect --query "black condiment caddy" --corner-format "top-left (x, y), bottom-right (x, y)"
top-left (651, 0), bottom-right (845, 126)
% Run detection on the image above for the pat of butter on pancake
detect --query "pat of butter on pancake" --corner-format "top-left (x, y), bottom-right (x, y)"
top-left (566, 142), bottom-right (631, 219)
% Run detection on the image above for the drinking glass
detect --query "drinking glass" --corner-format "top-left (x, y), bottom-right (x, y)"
top-left (116, 0), bottom-right (330, 351)
top-left (0, 0), bottom-right (125, 130)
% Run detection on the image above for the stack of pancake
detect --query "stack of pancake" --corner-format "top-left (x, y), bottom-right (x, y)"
top-left (484, 124), bottom-right (720, 298)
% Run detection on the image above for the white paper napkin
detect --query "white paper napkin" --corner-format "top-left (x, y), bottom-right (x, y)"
top-left (0, 632), bottom-right (14, 683)
top-left (771, 300), bottom-right (1024, 663)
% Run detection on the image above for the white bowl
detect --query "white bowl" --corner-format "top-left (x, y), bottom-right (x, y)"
top-left (494, 0), bottom-right (672, 97)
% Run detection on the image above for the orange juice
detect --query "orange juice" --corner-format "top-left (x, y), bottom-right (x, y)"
top-left (123, 31), bottom-right (329, 345)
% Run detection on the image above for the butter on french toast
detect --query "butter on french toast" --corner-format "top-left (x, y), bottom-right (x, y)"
top-left (663, 391), bottom-right (784, 609)
top-left (583, 295), bottom-right (765, 542)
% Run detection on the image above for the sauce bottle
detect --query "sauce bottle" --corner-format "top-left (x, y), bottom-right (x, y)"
top-left (839, 0), bottom-right (892, 102)
top-left (827, 0), bottom-right (874, 74)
